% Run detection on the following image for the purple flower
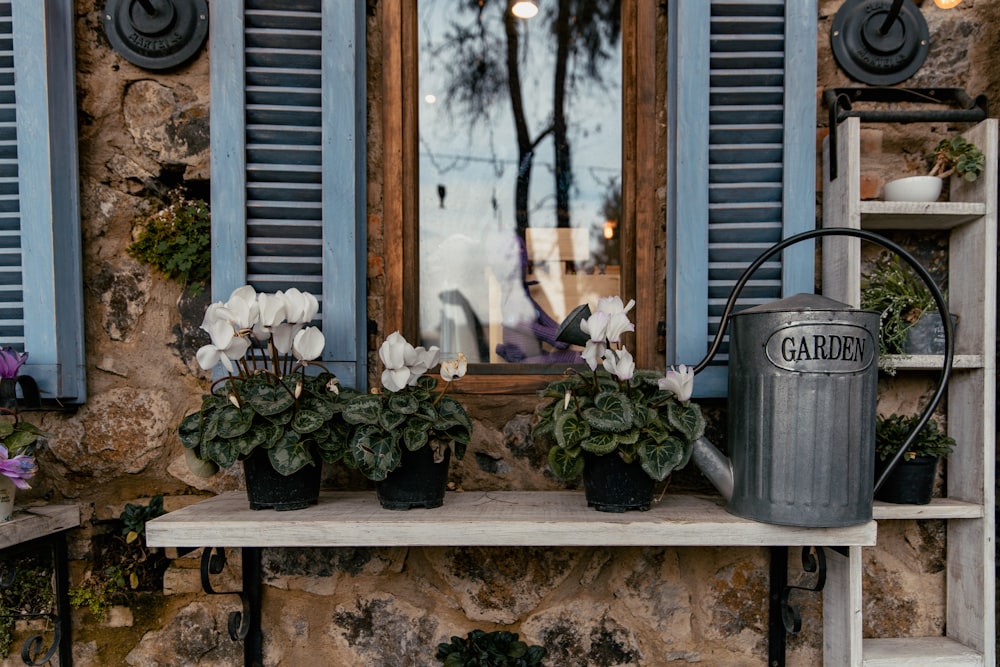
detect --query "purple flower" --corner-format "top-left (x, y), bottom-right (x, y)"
top-left (0, 348), bottom-right (28, 380)
top-left (0, 444), bottom-right (36, 490)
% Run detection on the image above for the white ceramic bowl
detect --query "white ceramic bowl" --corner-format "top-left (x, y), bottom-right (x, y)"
top-left (882, 175), bottom-right (943, 203)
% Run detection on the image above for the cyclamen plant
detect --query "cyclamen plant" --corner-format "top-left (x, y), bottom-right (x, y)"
top-left (341, 332), bottom-right (472, 481)
top-left (532, 296), bottom-right (704, 482)
top-left (179, 286), bottom-right (357, 476)
top-left (0, 347), bottom-right (45, 487)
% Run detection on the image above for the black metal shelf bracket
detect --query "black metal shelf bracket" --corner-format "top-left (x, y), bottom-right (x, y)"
top-left (0, 531), bottom-right (74, 666)
top-left (198, 546), bottom-right (263, 667)
top-left (823, 87), bottom-right (989, 180)
top-left (768, 546), bottom-right (829, 667)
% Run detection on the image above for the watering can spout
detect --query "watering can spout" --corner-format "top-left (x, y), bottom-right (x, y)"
top-left (691, 437), bottom-right (734, 502)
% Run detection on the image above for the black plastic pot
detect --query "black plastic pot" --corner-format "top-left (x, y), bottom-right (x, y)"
top-left (875, 454), bottom-right (939, 505)
top-left (582, 451), bottom-right (655, 512)
top-left (903, 312), bottom-right (958, 355)
top-left (242, 447), bottom-right (322, 511)
top-left (376, 446), bottom-right (451, 510)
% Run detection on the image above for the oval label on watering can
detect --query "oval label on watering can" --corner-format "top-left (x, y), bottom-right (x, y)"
top-left (764, 322), bottom-right (876, 373)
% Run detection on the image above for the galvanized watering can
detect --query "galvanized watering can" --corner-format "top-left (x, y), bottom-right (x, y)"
top-left (687, 228), bottom-right (953, 527)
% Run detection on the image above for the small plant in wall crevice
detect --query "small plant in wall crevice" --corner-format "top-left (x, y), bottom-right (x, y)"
top-left (127, 189), bottom-right (211, 294)
top-left (436, 629), bottom-right (548, 666)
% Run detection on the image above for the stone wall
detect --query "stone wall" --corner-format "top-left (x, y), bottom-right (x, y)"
top-left (2, 1), bottom-right (997, 665)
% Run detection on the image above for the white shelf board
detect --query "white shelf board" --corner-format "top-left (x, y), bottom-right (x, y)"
top-left (146, 491), bottom-right (877, 549)
top-left (881, 354), bottom-right (982, 371)
top-left (860, 201), bottom-right (986, 230)
top-left (873, 498), bottom-right (984, 520)
top-left (862, 637), bottom-right (983, 666)
top-left (0, 505), bottom-right (80, 550)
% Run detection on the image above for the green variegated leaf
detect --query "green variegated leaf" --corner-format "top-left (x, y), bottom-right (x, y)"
top-left (402, 421), bottom-right (430, 451)
top-left (201, 407), bottom-right (221, 441)
top-left (268, 443), bottom-right (314, 475)
top-left (580, 432), bottom-right (620, 455)
top-left (0, 423), bottom-right (12, 439)
top-left (243, 380), bottom-right (296, 416)
top-left (257, 424), bottom-right (285, 449)
top-left (266, 409), bottom-right (293, 426)
top-left (178, 413), bottom-right (203, 449)
top-left (667, 400), bottom-right (706, 441)
top-left (548, 445), bottom-right (584, 480)
top-left (215, 404), bottom-right (254, 439)
top-left (300, 394), bottom-right (334, 420)
top-left (643, 413), bottom-right (671, 444)
top-left (639, 434), bottom-right (688, 481)
top-left (554, 410), bottom-right (589, 449)
top-left (202, 438), bottom-right (239, 469)
top-left (349, 425), bottom-right (400, 481)
top-left (451, 438), bottom-right (467, 461)
top-left (436, 396), bottom-right (472, 434)
top-left (388, 392), bottom-right (419, 415)
top-left (343, 394), bottom-right (383, 425)
top-left (229, 433), bottom-right (259, 457)
top-left (291, 409), bottom-right (324, 434)
top-left (379, 407), bottom-right (407, 432)
top-left (582, 391), bottom-right (633, 433)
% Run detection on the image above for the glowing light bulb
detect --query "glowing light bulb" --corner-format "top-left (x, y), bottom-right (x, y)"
top-left (934, 0), bottom-right (962, 8)
top-left (512, 1), bottom-right (539, 19)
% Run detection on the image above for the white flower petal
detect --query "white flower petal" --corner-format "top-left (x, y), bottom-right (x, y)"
top-left (292, 326), bottom-right (326, 361)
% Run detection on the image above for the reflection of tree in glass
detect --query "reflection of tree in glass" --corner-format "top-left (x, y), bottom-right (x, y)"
top-left (435, 0), bottom-right (621, 237)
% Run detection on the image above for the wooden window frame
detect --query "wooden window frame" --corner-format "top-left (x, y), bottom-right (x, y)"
top-left (381, 0), bottom-right (658, 394)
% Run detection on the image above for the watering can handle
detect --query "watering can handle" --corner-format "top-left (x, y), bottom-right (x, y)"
top-left (688, 227), bottom-right (953, 495)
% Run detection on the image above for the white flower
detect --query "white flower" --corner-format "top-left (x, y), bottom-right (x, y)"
top-left (440, 353), bottom-right (468, 382)
top-left (292, 326), bottom-right (325, 361)
top-left (603, 346), bottom-right (635, 381)
top-left (283, 288), bottom-right (319, 325)
top-left (581, 295), bottom-right (635, 343)
top-left (378, 331), bottom-right (441, 391)
top-left (196, 318), bottom-right (251, 373)
top-left (225, 285), bottom-right (260, 329)
top-left (581, 340), bottom-right (606, 371)
top-left (269, 323), bottom-right (299, 355)
top-left (658, 364), bottom-right (695, 402)
top-left (253, 291), bottom-right (287, 339)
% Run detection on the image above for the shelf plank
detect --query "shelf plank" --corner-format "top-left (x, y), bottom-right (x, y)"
top-left (880, 354), bottom-right (982, 370)
top-left (146, 491), bottom-right (877, 549)
top-left (859, 201), bottom-right (986, 230)
top-left (0, 505), bottom-right (80, 550)
top-left (862, 637), bottom-right (983, 666)
top-left (873, 498), bottom-right (984, 520)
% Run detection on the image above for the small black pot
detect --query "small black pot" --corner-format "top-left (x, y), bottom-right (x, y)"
top-left (902, 312), bottom-right (958, 355)
top-left (242, 447), bottom-right (322, 511)
top-left (582, 451), bottom-right (655, 512)
top-left (875, 454), bottom-right (939, 505)
top-left (376, 446), bottom-right (451, 510)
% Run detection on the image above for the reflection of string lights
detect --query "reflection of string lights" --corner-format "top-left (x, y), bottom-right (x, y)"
top-left (511, 1), bottom-right (539, 19)
top-left (603, 220), bottom-right (617, 240)
top-left (933, 0), bottom-right (961, 8)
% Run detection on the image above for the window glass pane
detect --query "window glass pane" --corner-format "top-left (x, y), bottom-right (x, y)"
top-left (417, 0), bottom-right (622, 365)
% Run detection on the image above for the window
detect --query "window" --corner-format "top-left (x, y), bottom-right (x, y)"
top-left (384, 0), bottom-right (657, 392)
top-left (0, 0), bottom-right (86, 405)
top-left (415, 1), bottom-right (624, 368)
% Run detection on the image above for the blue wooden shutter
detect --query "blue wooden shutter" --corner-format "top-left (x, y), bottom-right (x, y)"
top-left (211, 0), bottom-right (367, 389)
top-left (666, 0), bottom-right (816, 398)
top-left (0, 0), bottom-right (86, 404)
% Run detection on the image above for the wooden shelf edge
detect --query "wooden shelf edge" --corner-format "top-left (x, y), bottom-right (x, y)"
top-left (873, 498), bottom-right (984, 520)
top-left (146, 491), bottom-right (878, 549)
top-left (859, 201), bottom-right (986, 230)
top-left (0, 504), bottom-right (81, 550)
top-left (881, 354), bottom-right (983, 371)
top-left (862, 637), bottom-right (984, 666)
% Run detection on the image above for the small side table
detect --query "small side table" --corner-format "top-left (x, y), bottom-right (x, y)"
top-left (0, 505), bottom-right (80, 667)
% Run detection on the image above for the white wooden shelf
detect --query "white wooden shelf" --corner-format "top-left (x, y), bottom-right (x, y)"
top-left (881, 354), bottom-right (983, 370)
top-left (859, 201), bottom-right (986, 229)
top-left (0, 505), bottom-right (80, 550)
top-left (862, 637), bottom-right (984, 666)
top-left (873, 498), bottom-right (984, 521)
top-left (821, 117), bottom-right (996, 667)
top-left (146, 491), bottom-right (877, 549)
